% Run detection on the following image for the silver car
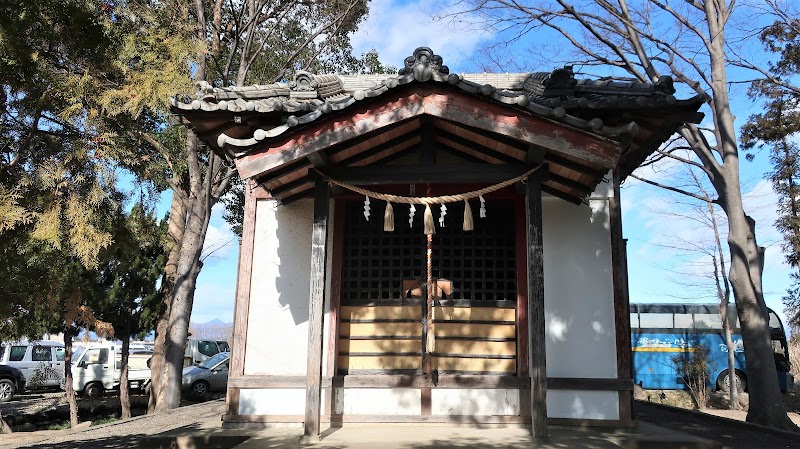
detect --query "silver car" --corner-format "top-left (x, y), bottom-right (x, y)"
top-left (181, 351), bottom-right (229, 396)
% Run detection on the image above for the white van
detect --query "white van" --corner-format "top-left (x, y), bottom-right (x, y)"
top-left (184, 338), bottom-right (229, 367)
top-left (71, 344), bottom-right (152, 397)
top-left (0, 341), bottom-right (65, 389)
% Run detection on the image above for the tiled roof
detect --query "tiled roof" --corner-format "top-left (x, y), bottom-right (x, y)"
top-left (171, 47), bottom-right (704, 153)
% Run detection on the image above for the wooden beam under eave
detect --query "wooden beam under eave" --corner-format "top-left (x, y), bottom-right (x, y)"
top-left (235, 87), bottom-right (621, 179)
top-left (321, 164), bottom-right (530, 185)
top-left (301, 176), bottom-right (330, 443)
top-left (526, 168), bottom-right (548, 439)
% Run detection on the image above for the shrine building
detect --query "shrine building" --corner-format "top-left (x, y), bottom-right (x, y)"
top-left (171, 47), bottom-right (705, 441)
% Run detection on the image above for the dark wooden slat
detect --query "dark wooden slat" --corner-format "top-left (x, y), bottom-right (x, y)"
top-left (277, 188), bottom-right (313, 205)
top-left (340, 352), bottom-right (422, 357)
top-left (526, 169), bottom-right (548, 439)
top-left (434, 336), bottom-right (516, 342)
top-left (610, 170), bottom-right (634, 426)
top-left (433, 299), bottom-right (517, 308)
top-left (338, 133), bottom-right (421, 167)
top-left (437, 144), bottom-right (487, 164)
top-left (548, 377), bottom-right (633, 391)
top-left (301, 177), bottom-right (330, 443)
top-left (270, 176), bottom-right (308, 197)
top-left (545, 152), bottom-right (606, 179)
top-left (324, 118), bottom-right (420, 159)
top-left (548, 172), bottom-right (593, 195)
top-left (435, 129), bottom-right (521, 164)
top-left (228, 375), bottom-right (305, 388)
top-left (541, 185), bottom-right (582, 205)
top-left (322, 164), bottom-right (530, 185)
top-left (431, 319), bottom-right (516, 325)
top-left (432, 353), bottom-right (516, 360)
top-left (257, 159), bottom-right (311, 185)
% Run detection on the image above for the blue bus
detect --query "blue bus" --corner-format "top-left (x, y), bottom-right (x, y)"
top-left (630, 303), bottom-right (792, 392)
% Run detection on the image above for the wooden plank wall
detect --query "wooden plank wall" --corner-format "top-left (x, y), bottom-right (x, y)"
top-left (338, 305), bottom-right (516, 374)
top-left (339, 305), bottom-right (422, 373)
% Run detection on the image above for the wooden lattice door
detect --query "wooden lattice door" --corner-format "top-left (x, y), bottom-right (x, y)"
top-left (338, 199), bottom-right (519, 375)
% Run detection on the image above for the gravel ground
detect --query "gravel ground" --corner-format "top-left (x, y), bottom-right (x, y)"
top-left (3, 399), bottom-right (225, 449)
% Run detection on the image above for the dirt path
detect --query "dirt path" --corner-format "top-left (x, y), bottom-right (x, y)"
top-left (1, 399), bottom-right (224, 449)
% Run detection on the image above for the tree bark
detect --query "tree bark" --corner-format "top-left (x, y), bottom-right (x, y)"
top-left (701, 3), bottom-right (796, 429)
top-left (148, 192), bottom-right (186, 413)
top-left (119, 316), bottom-right (132, 420)
top-left (64, 328), bottom-right (78, 428)
top-left (153, 151), bottom-right (216, 412)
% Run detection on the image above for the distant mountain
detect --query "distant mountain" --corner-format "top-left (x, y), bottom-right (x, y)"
top-left (203, 318), bottom-right (228, 326)
top-left (189, 319), bottom-right (233, 342)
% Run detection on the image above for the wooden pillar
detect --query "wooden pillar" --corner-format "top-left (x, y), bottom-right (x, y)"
top-left (226, 180), bottom-right (262, 418)
top-left (609, 171), bottom-right (634, 426)
top-left (525, 169), bottom-right (548, 439)
top-left (301, 177), bottom-right (330, 443)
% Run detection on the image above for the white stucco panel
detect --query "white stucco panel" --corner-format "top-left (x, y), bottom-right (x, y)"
top-left (431, 388), bottom-right (520, 416)
top-left (339, 388), bottom-right (421, 415)
top-left (239, 388), bottom-right (307, 415)
top-left (244, 198), bottom-right (335, 376)
top-left (542, 196), bottom-right (618, 379)
top-left (547, 390), bottom-right (619, 420)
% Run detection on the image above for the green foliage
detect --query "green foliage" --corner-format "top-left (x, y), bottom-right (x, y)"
top-left (741, 17), bottom-right (800, 327)
top-left (0, 0), bottom-right (196, 267)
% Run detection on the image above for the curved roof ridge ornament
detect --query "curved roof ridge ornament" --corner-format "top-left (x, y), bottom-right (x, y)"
top-left (398, 47), bottom-right (450, 82)
top-left (289, 71), bottom-right (319, 99)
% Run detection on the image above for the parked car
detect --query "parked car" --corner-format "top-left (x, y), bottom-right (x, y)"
top-left (184, 338), bottom-right (229, 367)
top-left (182, 351), bottom-right (229, 397)
top-left (0, 365), bottom-right (26, 402)
top-left (0, 341), bottom-right (64, 389)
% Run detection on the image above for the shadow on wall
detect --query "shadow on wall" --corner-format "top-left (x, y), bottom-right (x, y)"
top-left (273, 199), bottom-right (314, 326)
top-left (542, 198), bottom-right (615, 354)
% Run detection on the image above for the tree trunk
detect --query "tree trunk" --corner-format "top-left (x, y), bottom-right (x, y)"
top-left (703, 5), bottom-right (796, 428)
top-left (725, 186), bottom-right (795, 429)
top-left (148, 193), bottom-right (187, 413)
top-left (119, 317), bottom-right (132, 420)
top-left (153, 193), bottom-right (212, 412)
top-left (64, 328), bottom-right (79, 427)
top-left (723, 313), bottom-right (739, 408)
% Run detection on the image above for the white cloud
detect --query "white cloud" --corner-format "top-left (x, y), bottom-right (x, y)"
top-left (350, 0), bottom-right (494, 70)
top-left (202, 204), bottom-right (237, 261)
top-left (190, 281), bottom-right (235, 324)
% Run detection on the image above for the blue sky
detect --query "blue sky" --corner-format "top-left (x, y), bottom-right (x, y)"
top-left (184, 0), bottom-right (796, 330)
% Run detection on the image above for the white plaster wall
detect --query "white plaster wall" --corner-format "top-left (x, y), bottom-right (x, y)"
top-left (338, 388), bottom-right (421, 415)
top-left (243, 198), bottom-right (335, 376)
top-left (547, 390), bottom-right (619, 420)
top-left (541, 179), bottom-right (619, 420)
top-left (431, 389), bottom-right (520, 416)
top-left (238, 389), bottom-right (306, 415)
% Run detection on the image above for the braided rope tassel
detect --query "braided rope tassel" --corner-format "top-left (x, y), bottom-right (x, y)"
top-left (423, 204), bottom-right (435, 235)
top-left (384, 202), bottom-right (394, 232)
top-left (463, 200), bottom-right (474, 231)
